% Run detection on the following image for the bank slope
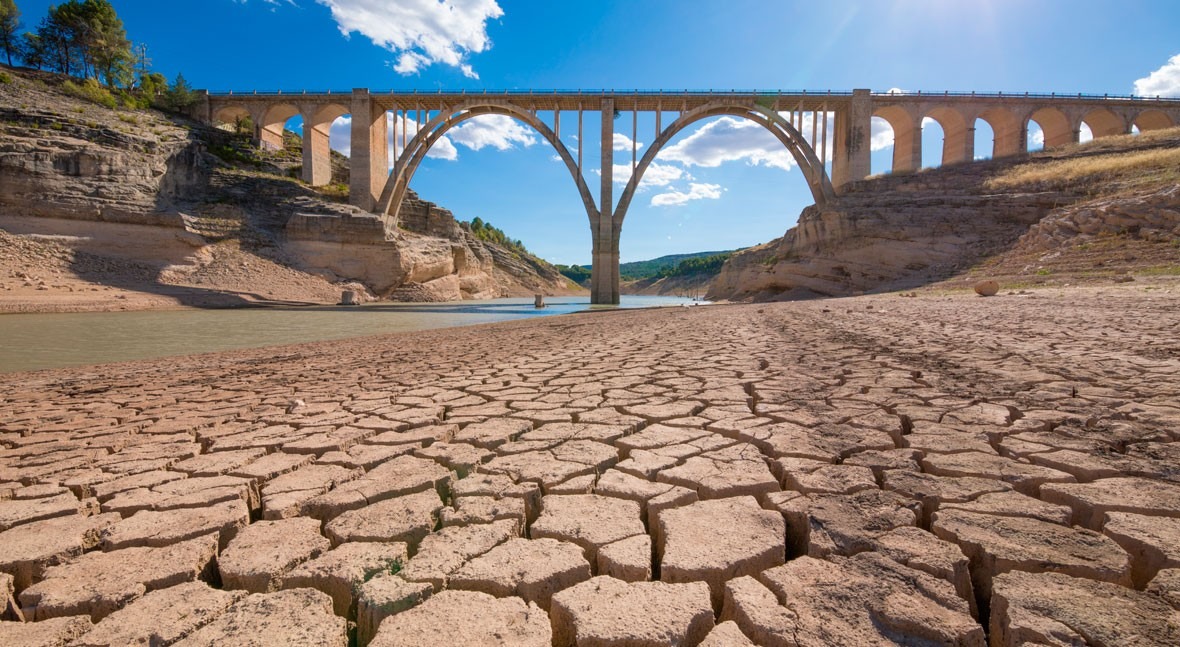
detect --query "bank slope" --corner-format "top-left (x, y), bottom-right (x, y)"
top-left (710, 127), bottom-right (1180, 301)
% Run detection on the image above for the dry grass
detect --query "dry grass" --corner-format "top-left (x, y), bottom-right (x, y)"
top-left (986, 146), bottom-right (1180, 191)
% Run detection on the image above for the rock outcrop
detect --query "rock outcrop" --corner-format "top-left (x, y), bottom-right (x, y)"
top-left (710, 129), bottom-right (1180, 301)
top-left (708, 163), bottom-right (1063, 301)
top-left (0, 69), bottom-right (578, 305)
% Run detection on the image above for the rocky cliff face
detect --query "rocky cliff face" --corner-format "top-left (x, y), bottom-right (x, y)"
top-left (0, 69), bottom-right (578, 305)
top-left (710, 130), bottom-right (1180, 301)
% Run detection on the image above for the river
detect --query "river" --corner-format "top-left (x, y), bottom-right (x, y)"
top-left (0, 296), bottom-right (704, 374)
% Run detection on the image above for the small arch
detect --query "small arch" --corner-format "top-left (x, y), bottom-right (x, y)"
top-left (258, 103), bottom-right (300, 151)
top-left (976, 107), bottom-right (1022, 158)
top-left (301, 104), bottom-right (350, 187)
top-left (1081, 108), bottom-right (1125, 139)
top-left (1134, 109), bottom-right (1174, 132)
top-left (869, 116), bottom-right (895, 175)
top-left (212, 105), bottom-right (252, 135)
top-left (873, 106), bottom-right (920, 172)
top-left (376, 102), bottom-right (596, 228)
top-left (972, 119), bottom-right (995, 161)
top-left (1027, 107), bottom-right (1073, 150)
top-left (919, 117), bottom-right (946, 169)
top-left (614, 103), bottom-right (833, 228)
top-left (923, 106), bottom-right (971, 165)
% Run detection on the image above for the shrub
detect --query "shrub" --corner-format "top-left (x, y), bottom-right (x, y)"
top-left (0, 72), bottom-right (12, 84)
top-left (62, 78), bottom-right (117, 109)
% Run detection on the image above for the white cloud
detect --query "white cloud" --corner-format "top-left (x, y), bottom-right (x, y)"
top-left (870, 117), bottom-right (894, 151)
top-left (613, 133), bottom-right (644, 152)
top-left (448, 114), bottom-right (538, 152)
top-left (650, 183), bottom-right (724, 207)
top-left (660, 117), bottom-right (796, 172)
top-left (1134, 53), bottom-right (1180, 97)
top-left (603, 162), bottom-right (686, 188)
top-left (636, 162), bottom-right (684, 188)
top-left (315, 0), bottom-right (503, 78)
top-left (1079, 123), bottom-right (1093, 143)
top-left (1027, 124), bottom-right (1045, 149)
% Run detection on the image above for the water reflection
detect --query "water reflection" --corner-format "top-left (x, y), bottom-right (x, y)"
top-left (0, 296), bottom-right (703, 374)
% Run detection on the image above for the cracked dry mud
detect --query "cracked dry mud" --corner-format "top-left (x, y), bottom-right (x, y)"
top-left (1, 285), bottom-right (1179, 646)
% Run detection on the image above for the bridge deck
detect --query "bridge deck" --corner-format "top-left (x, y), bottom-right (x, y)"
top-left (204, 89), bottom-right (1180, 112)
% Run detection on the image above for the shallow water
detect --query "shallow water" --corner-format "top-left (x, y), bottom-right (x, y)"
top-left (0, 296), bottom-right (704, 373)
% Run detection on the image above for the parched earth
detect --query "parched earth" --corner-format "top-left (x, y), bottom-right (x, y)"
top-left (1, 284), bottom-right (1179, 646)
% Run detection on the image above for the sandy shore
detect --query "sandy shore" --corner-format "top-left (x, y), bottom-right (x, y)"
top-left (1, 286), bottom-right (1178, 645)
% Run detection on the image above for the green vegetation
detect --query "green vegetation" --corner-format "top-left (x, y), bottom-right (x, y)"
top-left (656, 251), bottom-right (733, 278)
top-left (466, 217), bottom-right (531, 256)
top-left (556, 249), bottom-right (739, 283)
top-left (7, 1), bottom-right (197, 114)
top-left (618, 250), bottom-right (735, 280)
top-left (0, 0), bottom-right (18, 67)
top-left (61, 77), bottom-right (116, 108)
top-left (0, 71), bottom-right (11, 84)
top-left (555, 264), bottom-right (591, 283)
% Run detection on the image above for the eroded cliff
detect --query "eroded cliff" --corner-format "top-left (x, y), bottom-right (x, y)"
top-left (0, 68), bottom-right (579, 311)
top-left (709, 128), bottom-right (1180, 301)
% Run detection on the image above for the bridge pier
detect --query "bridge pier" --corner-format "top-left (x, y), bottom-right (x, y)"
top-left (591, 98), bottom-right (620, 305)
top-left (832, 89), bottom-right (872, 190)
top-left (349, 89), bottom-right (388, 212)
top-left (301, 115), bottom-right (333, 186)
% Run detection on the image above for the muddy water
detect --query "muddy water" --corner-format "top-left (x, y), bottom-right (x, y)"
top-left (0, 296), bottom-right (703, 374)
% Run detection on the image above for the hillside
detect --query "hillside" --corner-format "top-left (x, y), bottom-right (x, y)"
top-left (619, 251), bottom-right (734, 279)
top-left (710, 127), bottom-right (1180, 301)
top-left (0, 67), bottom-right (581, 311)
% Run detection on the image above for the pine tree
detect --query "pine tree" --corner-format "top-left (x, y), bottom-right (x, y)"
top-left (0, 0), bottom-right (19, 67)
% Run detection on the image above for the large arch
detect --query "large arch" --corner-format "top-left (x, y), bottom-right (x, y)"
top-left (1134, 109), bottom-right (1174, 132)
top-left (376, 102), bottom-right (597, 229)
top-left (614, 102), bottom-right (834, 228)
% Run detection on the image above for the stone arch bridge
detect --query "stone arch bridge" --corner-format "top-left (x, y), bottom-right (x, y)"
top-left (197, 89), bottom-right (1180, 304)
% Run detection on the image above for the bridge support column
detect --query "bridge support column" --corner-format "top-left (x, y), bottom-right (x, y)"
top-left (349, 89), bottom-right (388, 212)
top-left (943, 122), bottom-right (973, 166)
top-left (591, 98), bottom-right (619, 305)
top-left (302, 113), bottom-right (333, 187)
top-left (832, 89), bottom-right (871, 191)
top-left (895, 118), bottom-right (922, 173)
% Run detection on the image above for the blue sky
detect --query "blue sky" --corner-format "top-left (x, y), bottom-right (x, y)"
top-left (14, 1), bottom-right (1180, 264)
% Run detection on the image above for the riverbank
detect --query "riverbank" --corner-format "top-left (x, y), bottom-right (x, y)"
top-left (0, 285), bottom-right (1177, 645)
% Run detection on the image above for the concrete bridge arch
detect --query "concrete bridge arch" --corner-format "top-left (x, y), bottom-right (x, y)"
top-left (614, 101), bottom-right (834, 230)
top-left (375, 101), bottom-right (598, 230)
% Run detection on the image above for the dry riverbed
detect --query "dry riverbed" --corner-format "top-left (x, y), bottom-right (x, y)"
top-left (1, 285), bottom-right (1178, 645)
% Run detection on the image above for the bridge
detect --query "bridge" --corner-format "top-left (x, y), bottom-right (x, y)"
top-left (194, 89), bottom-right (1180, 304)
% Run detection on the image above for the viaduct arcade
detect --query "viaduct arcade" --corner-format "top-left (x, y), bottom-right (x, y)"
top-left (196, 89), bottom-right (1180, 304)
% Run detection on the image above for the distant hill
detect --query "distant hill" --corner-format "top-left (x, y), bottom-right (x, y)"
top-left (619, 251), bottom-right (735, 280)
top-left (556, 250), bottom-right (736, 283)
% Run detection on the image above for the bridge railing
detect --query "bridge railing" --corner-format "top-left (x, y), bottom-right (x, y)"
top-left (203, 89), bottom-right (856, 98)
top-left (873, 90), bottom-right (1180, 102)
top-left (202, 88), bottom-right (1180, 103)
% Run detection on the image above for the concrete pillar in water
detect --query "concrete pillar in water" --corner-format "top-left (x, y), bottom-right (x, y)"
top-left (592, 98), bottom-right (619, 305)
